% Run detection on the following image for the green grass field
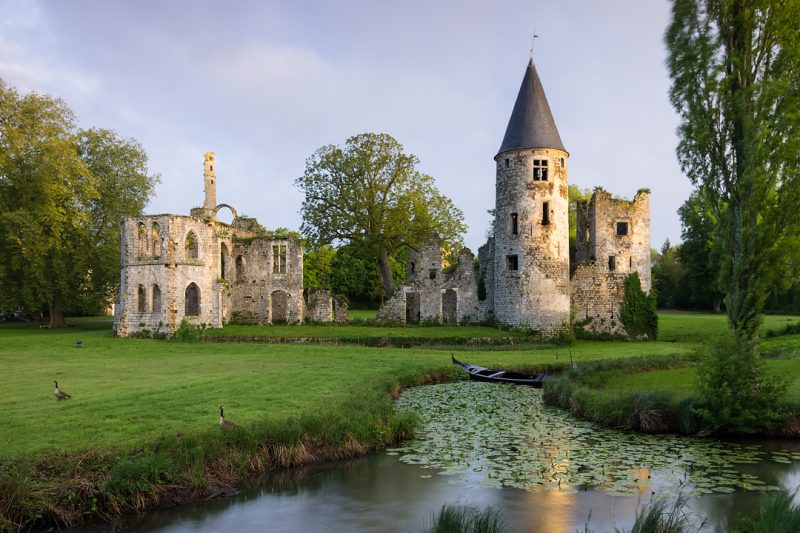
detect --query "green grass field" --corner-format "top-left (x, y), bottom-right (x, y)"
top-left (0, 318), bottom-right (693, 458)
top-left (1, 311), bottom-right (798, 459)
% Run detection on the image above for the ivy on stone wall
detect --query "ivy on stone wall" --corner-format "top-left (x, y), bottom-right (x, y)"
top-left (620, 272), bottom-right (658, 340)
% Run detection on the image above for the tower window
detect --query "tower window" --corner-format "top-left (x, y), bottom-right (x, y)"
top-left (560, 157), bottom-right (565, 167)
top-left (210, 165), bottom-right (213, 171)
top-left (629, 257), bottom-right (633, 270)
top-left (410, 261), bottom-right (415, 274)
top-left (542, 202), bottom-right (550, 225)
top-left (533, 159), bottom-right (549, 181)
top-left (616, 221), bottom-right (629, 236)
top-left (505, 158), bottom-right (510, 168)
top-left (608, 256), bottom-right (616, 271)
top-left (510, 212), bottom-right (518, 235)
top-left (429, 268), bottom-right (437, 280)
top-left (506, 255), bottom-right (519, 271)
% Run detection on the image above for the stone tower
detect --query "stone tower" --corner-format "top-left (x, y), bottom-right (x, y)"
top-left (203, 151), bottom-right (217, 217)
top-left (492, 60), bottom-right (570, 334)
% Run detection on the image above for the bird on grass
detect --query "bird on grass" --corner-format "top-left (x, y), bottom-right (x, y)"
top-left (54, 380), bottom-right (71, 400)
top-left (219, 406), bottom-right (239, 429)
top-left (75, 340), bottom-right (83, 348)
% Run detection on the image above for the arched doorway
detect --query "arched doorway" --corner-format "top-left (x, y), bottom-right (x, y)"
top-left (271, 290), bottom-right (289, 323)
top-left (185, 283), bottom-right (200, 316)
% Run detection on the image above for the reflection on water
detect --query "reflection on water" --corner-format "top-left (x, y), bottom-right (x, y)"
top-left (83, 383), bottom-right (800, 533)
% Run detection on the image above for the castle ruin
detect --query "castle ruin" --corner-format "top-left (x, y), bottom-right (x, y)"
top-left (114, 153), bottom-right (307, 337)
top-left (377, 60), bottom-right (652, 337)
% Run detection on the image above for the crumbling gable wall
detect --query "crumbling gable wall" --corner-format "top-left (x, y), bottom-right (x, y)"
top-left (377, 243), bottom-right (485, 324)
top-left (571, 189), bottom-right (651, 337)
top-left (229, 236), bottom-right (304, 324)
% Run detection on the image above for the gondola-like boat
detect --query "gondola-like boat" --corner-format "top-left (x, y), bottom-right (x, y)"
top-left (451, 355), bottom-right (546, 388)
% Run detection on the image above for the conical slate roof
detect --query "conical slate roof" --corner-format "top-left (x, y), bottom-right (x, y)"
top-left (497, 59), bottom-right (566, 155)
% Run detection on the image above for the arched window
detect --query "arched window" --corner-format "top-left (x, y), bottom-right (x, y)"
top-left (151, 223), bottom-right (161, 257)
top-left (137, 285), bottom-right (146, 313)
top-left (220, 243), bottom-right (230, 279)
top-left (137, 223), bottom-right (148, 257)
top-left (185, 231), bottom-right (199, 260)
top-left (235, 255), bottom-right (246, 282)
top-left (185, 283), bottom-right (200, 316)
top-left (152, 284), bottom-right (161, 313)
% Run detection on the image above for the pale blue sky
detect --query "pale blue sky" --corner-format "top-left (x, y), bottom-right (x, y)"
top-left (0, 0), bottom-right (688, 252)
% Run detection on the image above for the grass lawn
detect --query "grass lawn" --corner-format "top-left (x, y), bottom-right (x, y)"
top-left (656, 310), bottom-right (800, 342)
top-left (0, 319), bottom-right (689, 459)
top-left (2, 310), bottom-right (798, 459)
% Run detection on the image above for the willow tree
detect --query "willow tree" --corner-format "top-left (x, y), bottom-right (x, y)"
top-left (296, 133), bottom-right (466, 297)
top-left (666, 0), bottom-right (800, 344)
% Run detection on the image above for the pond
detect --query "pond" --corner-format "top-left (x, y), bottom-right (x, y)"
top-left (97, 382), bottom-right (800, 532)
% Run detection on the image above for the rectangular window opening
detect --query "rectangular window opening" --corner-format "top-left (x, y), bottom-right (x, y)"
top-left (272, 244), bottom-right (287, 274)
top-left (429, 268), bottom-right (437, 280)
top-left (505, 158), bottom-right (510, 168)
top-left (542, 202), bottom-right (550, 225)
top-left (510, 212), bottom-right (518, 235)
top-left (608, 255), bottom-right (616, 272)
top-left (616, 221), bottom-right (629, 236)
top-left (506, 255), bottom-right (519, 271)
top-left (533, 159), bottom-right (549, 181)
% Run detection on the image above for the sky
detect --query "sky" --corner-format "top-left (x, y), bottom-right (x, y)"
top-left (0, 0), bottom-right (690, 252)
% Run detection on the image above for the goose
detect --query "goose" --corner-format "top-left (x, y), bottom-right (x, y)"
top-left (219, 406), bottom-right (239, 429)
top-left (54, 380), bottom-right (71, 400)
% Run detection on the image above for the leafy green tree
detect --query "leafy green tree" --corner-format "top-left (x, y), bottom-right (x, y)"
top-left (677, 192), bottom-right (724, 311)
top-left (303, 244), bottom-right (336, 290)
top-left (666, 0), bottom-right (800, 343)
top-left (651, 240), bottom-right (686, 309)
top-left (620, 272), bottom-right (658, 340)
top-left (296, 133), bottom-right (466, 297)
top-left (0, 81), bottom-right (157, 326)
top-left (75, 128), bottom-right (158, 314)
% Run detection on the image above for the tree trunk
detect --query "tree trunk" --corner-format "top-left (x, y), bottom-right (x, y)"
top-left (377, 248), bottom-right (395, 297)
top-left (49, 301), bottom-right (67, 328)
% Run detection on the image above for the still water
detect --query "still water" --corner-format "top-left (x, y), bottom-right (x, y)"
top-left (110, 383), bottom-right (800, 532)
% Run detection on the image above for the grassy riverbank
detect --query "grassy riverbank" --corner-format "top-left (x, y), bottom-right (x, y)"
top-left (1, 311), bottom-right (798, 529)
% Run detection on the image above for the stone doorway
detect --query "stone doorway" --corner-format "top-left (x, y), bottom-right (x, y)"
top-left (442, 289), bottom-right (457, 324)
top-left (185, 283), bottom-right (200, 316)
top-left (271, 290), bottom-right (289, 323)
top-left (405, 292), bottom-right (420, 324)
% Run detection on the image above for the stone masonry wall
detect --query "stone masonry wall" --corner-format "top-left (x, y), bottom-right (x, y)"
top-left (570, 264), bottom-right (627, 337)
top-left (306, 289), bottom-right (333, 322)
top-left (492, 147), bottom-right (571, 336)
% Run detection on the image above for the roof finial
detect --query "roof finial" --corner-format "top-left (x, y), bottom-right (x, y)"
top-left (530, 31), bottom-right (539, 62)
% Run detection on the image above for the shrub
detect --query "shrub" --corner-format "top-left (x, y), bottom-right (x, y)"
top-left (735, 490), bottom-right (800, 532)
top-left (174, 319), bottom-right (204, 342)
top-left (695, 335), bottom-right (789, 434)
top-left (620, 272), bottom-right (658, 339)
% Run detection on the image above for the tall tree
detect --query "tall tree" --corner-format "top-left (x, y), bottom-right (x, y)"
top-left (666, 0), bottom-right (800, 344)
top-left (677, 192), bottom-right (725, 311)
top-left (76, 128), bottom-right (157, 314)
top-left (0, 81), bottom-right (157, 326)
top-left (296, 133), bottom-right (466, 296)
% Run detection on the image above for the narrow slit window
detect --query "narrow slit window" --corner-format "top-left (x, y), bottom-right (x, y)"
top-left (510, 212), bottom-right (518, 235)
top-left (629, 257), bottom-right (633, 270)
top-left (505, 158), bottom-right (510, 168)
top-left (533, 159), bottom-right (549, 181)
top-left (506, 255), bottom-right (519, 271)
top-left (608, 256), bottom-right (616, 271)
top-left (542, 202), bottom-right (550, 225)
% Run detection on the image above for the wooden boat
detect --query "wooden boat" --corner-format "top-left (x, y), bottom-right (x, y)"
top-left (451, 355), bottom-right (546, 388)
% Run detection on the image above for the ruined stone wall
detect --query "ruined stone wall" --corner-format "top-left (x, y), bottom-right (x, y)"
top-left (570, 264), bottom-right (627, 337)
top-left (377, 247), bottom-right (485, 324)
top-left (492, 148), bottom-right (570, 335)
top-left (407, 237), bottom-right (444, 283)
top-left (306, 289), bottom-right (333, 322)
top-left (229, 237), bottom-right (304, 324)
top-left (477, 238), bottom-right (495, 320)
top-left (115, 215), bottom-right (233, 337)
top-left (575, 189), bottom-right (651, 292)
